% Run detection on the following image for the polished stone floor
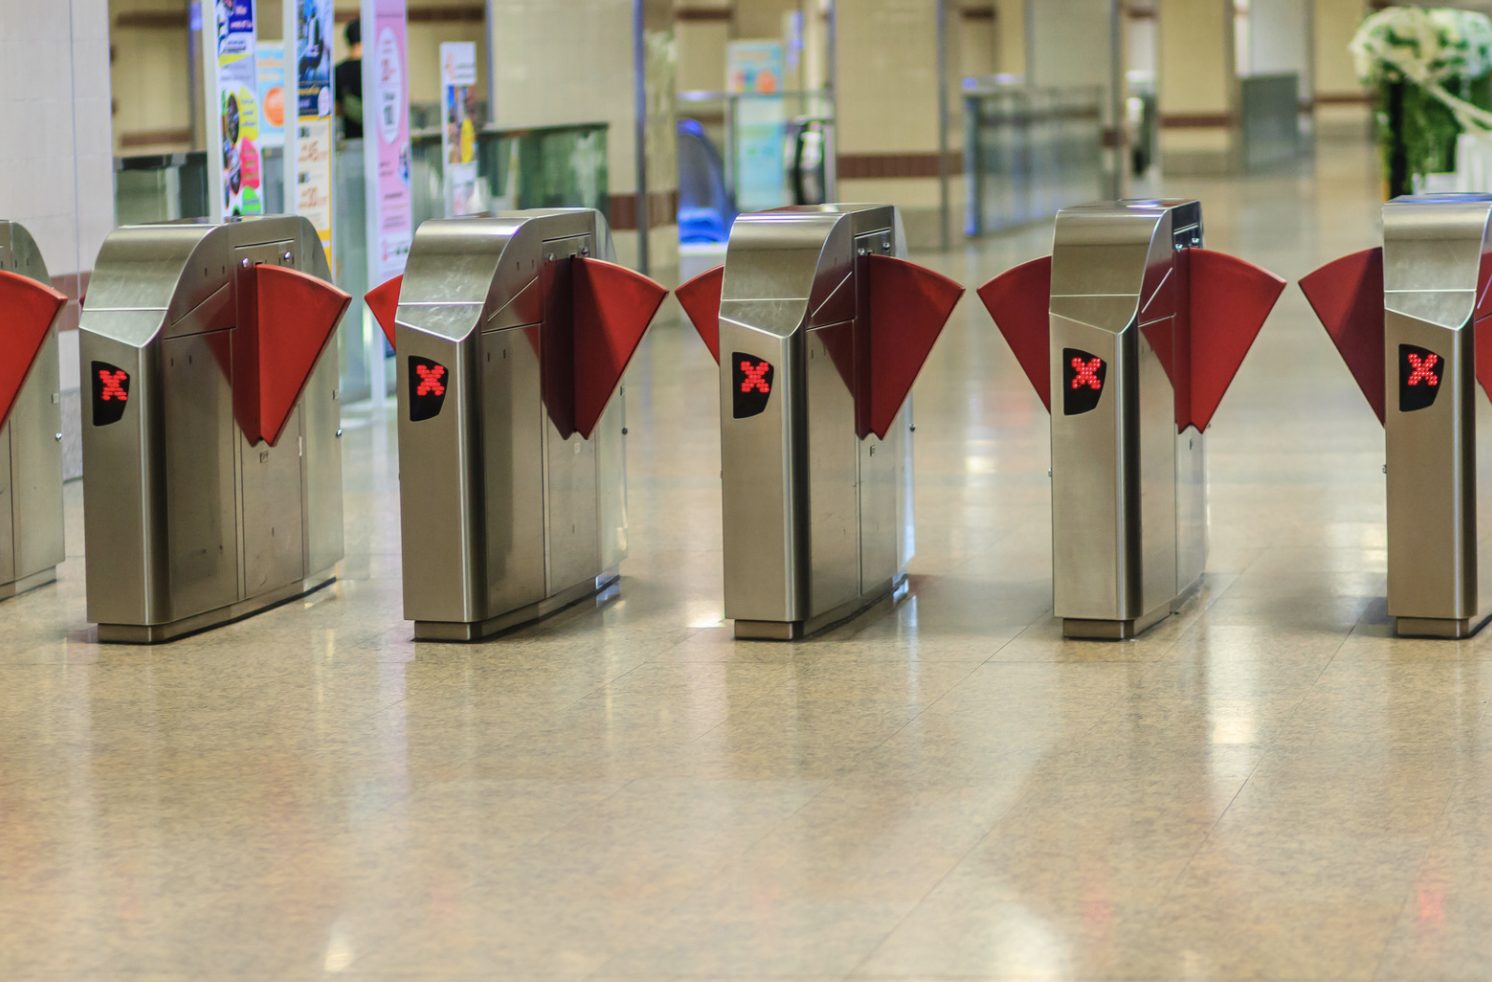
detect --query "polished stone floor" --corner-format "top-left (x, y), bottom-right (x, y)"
top-left (4, 140), bottom-right (1488, 980)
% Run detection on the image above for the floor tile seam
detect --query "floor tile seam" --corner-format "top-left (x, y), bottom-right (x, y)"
top-left (841, 770), bottom-right (1035, 982)
top-left (1149, 747), bottom-right (1269, 916)
top-left (1365, 782), bottom-right (1464, 982)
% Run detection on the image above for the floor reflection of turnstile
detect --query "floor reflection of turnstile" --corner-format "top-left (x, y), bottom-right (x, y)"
top-left (1303, 194), bottom-right (1492, 638)
top-left (675, 204), bottom-right (963, 640)
top-left (0, 221), bottom-right (66, 599)
top-left (80, 216), bottom-right (351, 643)
top-left (980, 200), bottom-right (1284, 639)
top-left (365, 210), bottom-right (666, 641)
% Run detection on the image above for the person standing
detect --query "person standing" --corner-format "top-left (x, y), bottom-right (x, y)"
top-left (334, 17), bottom-right (363, 139)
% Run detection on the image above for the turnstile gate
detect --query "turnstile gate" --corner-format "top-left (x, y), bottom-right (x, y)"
top-left (365, 209), bottom-right (666, 641)
top-left (0, 221), bottom-right (66, 599)
top-left (1302, 193), bottom-right (1492, 638)
top-left (979, 200), bottom-right (1284, 639)
top-left (80, 216), bottom-right (350, 642)
top-left (675, 204), bottom-right (963, 639)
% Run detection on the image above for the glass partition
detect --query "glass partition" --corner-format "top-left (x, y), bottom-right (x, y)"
top-left (115, 121), bottom-right (609, 401)
top-left (963, 82), bottom-right (1105, 237)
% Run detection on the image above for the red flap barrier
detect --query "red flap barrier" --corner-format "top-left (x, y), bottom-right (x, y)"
top-left (1185, 248), bottom-right (1286, 431)
top-left (675, 264), bottom-right (724, 364)
top-left (1299, 247), bottom-right (1386, 424)
top-left (865, 254), bottom-right (965, 440)
top-left (250, 264), bottom-right (352, 445)
top-left (571, 256), bottom-right (668, 439)
top-left (976, 255), bottom-right (1053, 412)
top-left (365, 274), bottom-right (402, 351)
top-left (0, 270), bottom-right (66, 429)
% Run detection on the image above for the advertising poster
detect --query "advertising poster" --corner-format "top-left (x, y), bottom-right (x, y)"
top-left (726, 40), bottom-right (787, 212)
top-left (295, 0), bottom-right (336, 263)
top-left (362, 0), bottom-right (413, 283)
top-left (439, 42), bottom-right (481, 217)
top-left (256, 41), bottom-right (285, 149)
top-left (214, 0), bottom-right (263, 216)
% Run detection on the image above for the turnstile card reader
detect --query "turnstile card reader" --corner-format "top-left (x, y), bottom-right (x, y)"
top-left (979, 200), bottom-right (1284, 640)
top-left (366, 210), bottom-right (667, 641)
top-left (676, 204), bottom-right (963, 640)
top-left (0, 221), bottom-right (67, 600)
top-left (1302, 193), bottom-right (1492, 638)
top-left (80, 216), bottom-right (351, 643)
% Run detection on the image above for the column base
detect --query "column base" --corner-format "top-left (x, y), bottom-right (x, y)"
top-left (733, 574), bottom-right (908, 641)
top-left (1395, 613), bottom-right (1492, 640)
top-left (413, 571), bottom-right (620, 642)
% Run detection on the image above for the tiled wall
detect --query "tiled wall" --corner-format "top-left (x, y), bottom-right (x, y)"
top-left (1, 0), bottom-right (114, 478)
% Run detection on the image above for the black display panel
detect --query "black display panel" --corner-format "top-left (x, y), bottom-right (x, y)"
top-left (732, 353), bottom-right (775, 419)
top-left (1062, 348), bottom-right (1106, 416)
top-left (90, 361), bottom-right (130, 426)
top-left (409, 356), bottom-right (450, 422)
top-left (1398, 344), bottom-right (1443, 413)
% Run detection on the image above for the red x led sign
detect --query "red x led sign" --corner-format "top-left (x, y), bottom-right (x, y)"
top-left (408, 356), bottom-right (449, 421)
top-left (1061, 348), bottom-right (1106, 416)
top-left (732, 353), bottom-right (774, 419)
top-left (90, 361), bottom-right (130, 426)
top-left (1399, 344), bottom-right (1443, 413)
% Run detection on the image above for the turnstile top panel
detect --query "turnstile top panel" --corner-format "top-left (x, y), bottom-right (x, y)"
top-left (0, 221), bottom-right (51, 283)
top-left (720, 204), bottom-right (903, 341)
top-left (81, 216), bottom-right (329, 348)
top-left (1384, 194), bottom-right (1492, 330)
top-left (1049, 199), bottom-right (1201, 336)
top-left (396, 208), bottom-right (616, 343)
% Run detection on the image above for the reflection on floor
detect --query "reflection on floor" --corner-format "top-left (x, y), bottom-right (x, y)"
top-left (4, 140), bottom-right (1487, 981)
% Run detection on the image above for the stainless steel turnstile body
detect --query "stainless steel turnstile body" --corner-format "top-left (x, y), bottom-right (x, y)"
top-left (367, 210), bottom-right (665, 641)
top-left (0, 221), bottom-right (65, 599)
top-left (676, 204), bottom-right (963, 639)
top-left (80, 216), bottom-right (349, 643)
top-left (1304, 194), bottom-right (1492, 638)
top-left (982, 200), bottom-right (1284, 639)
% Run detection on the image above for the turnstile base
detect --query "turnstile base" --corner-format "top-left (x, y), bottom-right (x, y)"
top-left (1062, 603), bottom-right (1172, 641)
top-left (733, 574), bottom-right (907, 641)
top-left (0, 567), bottom-right (57, 602)
top-left (413, 571), bottom-right (620, 642)
top-left (96, 570), bottom-right (338, 644)
top-left (1395, 614), bottom-right (1492, 640)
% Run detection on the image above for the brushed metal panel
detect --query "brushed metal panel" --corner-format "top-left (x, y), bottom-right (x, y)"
top-left (239, 409), bottom-right (305, 598)
top-left (721, 330), bottom-right (800, 623)
top-left (543, 419), bottom-right (602, 594)
top-left (1175, 427), bottom-right (1207, 598)
top-left (161, 332), bottom-right (239, 621)
top-left (1137, 322), bottom-right (1178, 616)
top-left (81, 338), bottom-right (160, 625)
top-left (1051, 319), bottom-right (1130, 619)
top-left (803, 322), bottom-right (859, 618)
top-left (0, 424), bottom-right (14, 584)
top-left (398, 335), bottom-right (480, 623)
top-left (480, 326), bottom-right (546, 615)
top-left (1385, 315), bottom-right (1473, 619)
top-left (0, 221), bottom-right (64, 587)
top-left (595, 392), bottom-right (629, 571)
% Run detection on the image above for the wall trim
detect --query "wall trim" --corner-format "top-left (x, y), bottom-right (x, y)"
top-left (837, 151), bottom-right (965, 179)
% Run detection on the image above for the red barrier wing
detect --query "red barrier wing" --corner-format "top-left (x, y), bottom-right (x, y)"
top-left (1299, 247), bottom-right (1385, 425)
top-left (0, 270), bottom-right (66, 429)
top-left (1186, 248), bottom-right (1286, 431)
top-left (572, 257), bottom-right (668, 439)
top-left (976, 255), bottom-right (1053, 412)
top-left (674, 265), bottom-right (724, 364)
top-left (365, 275), bottom-right (402, 351)
top-left (253, 265), bottom-right (351, 446)
top-left (866, 254), bottom-right (964, 440)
